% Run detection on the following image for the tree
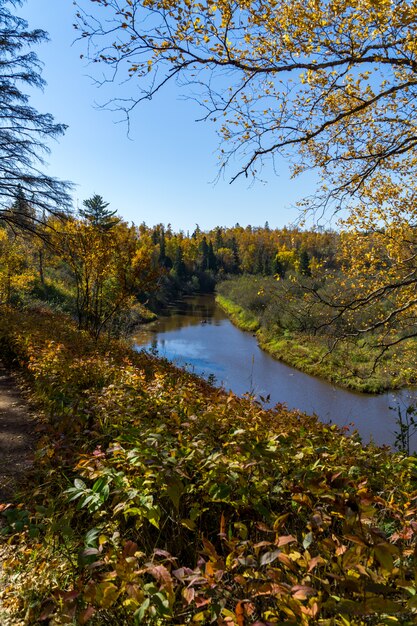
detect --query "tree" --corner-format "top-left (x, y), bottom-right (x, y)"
top-left (199, 236), bottom-right (209, 272)
top-left (79, 194), bottom-right (119, 230)
top-left (76, 0), bottom-right (417, 356)
top-left (0, 224), bottom-right (35, 303)
top-left (0, 0), bottom-right (72, 229)
top-left (299, 250), bottom-right (311, 277)
top-left (8, 184), bottom-right (35, 230)
top-left (207, 240), bottom-right (217, 272)
top-left (172, 245), bottom-right (187, 279)
top-left (76, 0), bottom-right (415, 195)
top-left (57, 217), bottom-right (158, 339)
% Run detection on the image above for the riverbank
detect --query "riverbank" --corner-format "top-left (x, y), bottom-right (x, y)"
top-left (216, 294), bottom-right (415, 393)
top-left (1, 306), bottom-right (416, 624)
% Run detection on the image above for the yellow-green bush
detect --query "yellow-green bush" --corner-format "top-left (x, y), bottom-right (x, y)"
top-left (0, 307), bottom-right (416, 625)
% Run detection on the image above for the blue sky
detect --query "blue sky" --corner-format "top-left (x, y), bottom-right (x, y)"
top-left (19, 0), bottom-right (316, 231)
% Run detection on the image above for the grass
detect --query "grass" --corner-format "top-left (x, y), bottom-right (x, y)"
top-left (215, 294), bottom-right (260, 332)
top-left (216, 294), bottom-right (415, 392)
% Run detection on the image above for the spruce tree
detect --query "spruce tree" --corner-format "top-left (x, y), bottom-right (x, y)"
top-left (9, 184), bottom-right (35, 230)
top-left (79, 194), bottom-right (118, 231)
top-left (299, 250), bottom-right (311, 277)
top-left (199, 236), bottom-right (209, 271)
top-left (173, 246), bottom-right (186, 279)
top-left (207, 240), bottom-right (217, 272)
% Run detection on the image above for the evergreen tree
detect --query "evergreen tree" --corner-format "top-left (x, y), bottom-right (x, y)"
top-left (214, 227), bottom-right (223, 250)
top-left (254, 247), bottom-right (264, 275)
top-left (151, 228), bottom-right (159, 245)
top-left (273, 255), bottom-right (285, 278)
top-left (158, 228), bottom-right (172, 269)
top-left (262, 252), bottom-right (272, 276)
top-left (230, 237), bottom-right (240, 273)
top-left (207, 240), bottom-right (217, 272)
top-left (79, 194), bottom-right (118, 231)
top-left (9, 185), bottom-right (36, 230)
top-left (173, 245), bottom-right (186, 279)
top-left (0, 1), bottom-right (72, 225)
top-left (299, 250), bottom-right (311, 276)
top-left (199, 236), bottom-right (209, 271)
top-left (158, 228), bottom-right (166, 264)
top-left (191, 224), bottom-right (201, 239)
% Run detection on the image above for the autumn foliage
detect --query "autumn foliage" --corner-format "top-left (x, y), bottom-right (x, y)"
top-left (0, 308), bottom-right (417, 624)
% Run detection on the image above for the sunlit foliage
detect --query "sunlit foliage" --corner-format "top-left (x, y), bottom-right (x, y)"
top-left (54, 216), bottom-right (160, 338)
top-left (76, 0), bottom-right (417, 349)
top-left (1, 308), bottom-right (417, 624)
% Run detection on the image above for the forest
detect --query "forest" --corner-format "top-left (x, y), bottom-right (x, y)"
top-left (1, 0), bottom-right (417, 624)
top-left (1, 194), bottom-right (417, 624)
top-left (3, 203), bottom-right (416, 392)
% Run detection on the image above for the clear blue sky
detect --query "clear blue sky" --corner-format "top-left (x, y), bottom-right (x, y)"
top-left (19, 0), bottom-right (316, 231)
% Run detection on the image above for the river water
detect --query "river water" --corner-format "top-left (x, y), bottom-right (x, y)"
top-left (132, 294), bottom-right (417, 449)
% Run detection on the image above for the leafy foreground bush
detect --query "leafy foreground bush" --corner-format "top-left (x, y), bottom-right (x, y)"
top-left (0, 308), bottom-right (416, 625)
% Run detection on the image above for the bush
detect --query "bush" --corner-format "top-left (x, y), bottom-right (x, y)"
top-left (1, 307), bottom-right (417, 624)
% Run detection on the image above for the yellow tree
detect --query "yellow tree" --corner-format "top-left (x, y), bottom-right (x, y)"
top-left (76, 0), bottom-right (417, 351)
top-left (56, 217), bottom-right (158, 338)
top-left (0, 228), bottom-right (36, 305)
top-left (76, 0), bottom-right (416, 189)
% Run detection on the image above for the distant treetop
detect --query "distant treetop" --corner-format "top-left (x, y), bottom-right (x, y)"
top-left (79, 194), bottom-right (119, 230)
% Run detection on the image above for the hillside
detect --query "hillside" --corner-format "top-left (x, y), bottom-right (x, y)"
top-left (0, 307), bottom-right (416, 624)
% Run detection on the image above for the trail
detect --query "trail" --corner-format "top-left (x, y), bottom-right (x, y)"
top-left (0, 363), bottom-right (34, 502)
top-left (0, 363), bottom-right (35, 625)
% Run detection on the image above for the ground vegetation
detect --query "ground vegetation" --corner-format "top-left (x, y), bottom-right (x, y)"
top-left (0, 307), bottom-right (417, 624)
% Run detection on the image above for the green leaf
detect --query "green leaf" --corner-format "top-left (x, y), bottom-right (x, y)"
top-left (146, 506), bottom-right (160, 529)
top-left (135, 598), bottom-right (150, 623)
top-left (374, 545), bottom-right (394, 572)
top-left (165, 479), bottom-right (183, 511)
top-left (209, 482), bottom-right (231, 501)
top-left (365, 597), bottom-right (401, 614)
top-left (180, 518), bottom-right (196, 530)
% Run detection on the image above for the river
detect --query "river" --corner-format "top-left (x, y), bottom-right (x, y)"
top-left (132, 294), bottom-right (417, 449)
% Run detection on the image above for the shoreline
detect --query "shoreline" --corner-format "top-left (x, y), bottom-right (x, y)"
top-left (215, 294), bottom-right (412, 394)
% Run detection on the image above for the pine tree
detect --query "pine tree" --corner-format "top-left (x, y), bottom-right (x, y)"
top-left (79, 195), bottom-right (118, 231)
top-left (299, 250), bottom-right (311, 277)
top-left (0, 1), bottom-right (71, 225)
top-left (207, 240), bottom-right (217, 272)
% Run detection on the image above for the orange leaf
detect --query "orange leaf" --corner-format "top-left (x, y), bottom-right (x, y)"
top-left (220, 512), bottom-right (226, 537)
top-left (236, 601), bottom-right (245, 626)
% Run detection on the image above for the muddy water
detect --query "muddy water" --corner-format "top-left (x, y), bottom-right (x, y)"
top-left (132, 294), bottom-right (417, 449)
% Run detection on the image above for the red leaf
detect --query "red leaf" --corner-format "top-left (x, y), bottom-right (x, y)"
top-left (123, 540), bottom-right (138, 557)
top-left (79, 605), bottom-right (96, 624)
top-left (276, 535), bottom-right (297, 547)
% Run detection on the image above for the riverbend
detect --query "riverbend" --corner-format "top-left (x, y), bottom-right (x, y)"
top-left (133, 294), bottom-right (417, 449)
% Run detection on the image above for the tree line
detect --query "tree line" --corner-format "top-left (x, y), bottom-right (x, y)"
top-left (0, 186), bottom-right (343, 333)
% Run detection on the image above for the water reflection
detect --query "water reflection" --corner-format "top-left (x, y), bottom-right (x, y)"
top-left (133, 294), bottom-right (417, 449)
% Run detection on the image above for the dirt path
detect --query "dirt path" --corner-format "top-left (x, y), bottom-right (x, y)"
top-left (0, 363), bottom-right (36, 624)
top-left (0, 363), bottom-right (35, 503)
